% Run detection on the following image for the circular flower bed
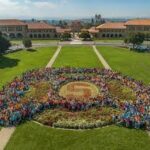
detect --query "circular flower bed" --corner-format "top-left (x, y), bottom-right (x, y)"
top-left (35, 107), bottom-right (122, 129)
top-left (0, 68), bottom-right (150, 130)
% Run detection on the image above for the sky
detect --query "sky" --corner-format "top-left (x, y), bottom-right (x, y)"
top-left (0, 0), bottom-right (150, 19)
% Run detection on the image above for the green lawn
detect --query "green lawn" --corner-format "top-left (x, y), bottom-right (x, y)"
top-left (95, 39), bottom-right (124, 43)
top-left (97, 46), bottom-right (150, 84)
top-left (95, 39), bottom-right (150, 45)
top-left (11, 39), bottom-right (59, 45)
top-left (53, 46), bottom-right (103, 68)
top-left (5, 122), bottom-right (150, 150)
top-left (1, 45), bottom-right (150, 150)
top-left (0, 47), bottom-right (56, 88)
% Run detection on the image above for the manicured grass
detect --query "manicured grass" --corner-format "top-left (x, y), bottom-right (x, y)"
top-left (11, 39), bottom-right (59, 45)
top-left (95, 39), bottom-right (150, 45)
top-left (5, 122), bottom-right (150, 150)
top-left (0, 47), bottom-right (56, 88)
top-left (95, 39), bottom-right (124, 43)
top-left (1, 45), bottom-right (150, 150)
top-left (97, 46), bottom-right (150, 84)
top-left (53, 46), bottom-right (103, 68)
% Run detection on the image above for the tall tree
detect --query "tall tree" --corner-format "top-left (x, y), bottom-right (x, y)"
top-left (79, 31), bottom-right (91, 41)
top-left (0, 32), bottom-right (11, 54)
top-left (22, 38), bottom-right (32, 49)
top-left (61, 33), bottom-right (71, 41)
top-left (125, 33), bottom-right (145, 49)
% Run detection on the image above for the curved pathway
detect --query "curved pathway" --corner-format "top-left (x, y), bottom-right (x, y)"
top-left (0, 127), bottom-right (16, 150)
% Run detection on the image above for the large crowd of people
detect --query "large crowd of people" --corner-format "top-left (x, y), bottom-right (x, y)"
top-left (0, 68), bottom-right (150, 130)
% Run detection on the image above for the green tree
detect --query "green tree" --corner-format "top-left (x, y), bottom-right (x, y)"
top-left (61, 33), bottom-right (71, 41)
top-left (0, 32), bottom-right (11, 54)
top-left (23, 38), bottom-right (32, 49)
top-left (125, 33), bottom-right (145, 49)
top-left (79, 31), bottom-right (91, 41)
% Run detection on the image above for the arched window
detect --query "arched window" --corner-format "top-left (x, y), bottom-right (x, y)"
top-left (9, 33), bottom-right (16, 38)
top-left (16, 33), bottom-right (23, 38)
top-left (111, 34), bottom-right (114, 38)
top-left (38, 34), bottom-right (42, 38)
top-left (43, 34), bottom-right (45, 38)
top-left (34, 34), bottom-right (37, 38)
top-left (102, 34), bottom-right (105, 37)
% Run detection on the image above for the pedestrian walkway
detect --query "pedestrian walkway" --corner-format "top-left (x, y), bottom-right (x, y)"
top-left (70, 39), bottom-right (83, 45)
top-left (93, 45), bottom-right (111, 70)
top-left (46, 46), bottom-right (62, 68)
top-left (0, 127), bottom-right (16, 150)
top-left (148, 131), bottom-right (150, 137)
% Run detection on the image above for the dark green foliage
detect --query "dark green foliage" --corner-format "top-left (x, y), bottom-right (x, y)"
top-left (0, 32), bottom-right (11, 54)
top-left (124, 33), bottom-right (145, 48)
top-left (60, 33), bottom-right (71, 41)
top-left (79, 31), bottom-right (92, 41)
top-left (22, 38), bottom-right (32, 48)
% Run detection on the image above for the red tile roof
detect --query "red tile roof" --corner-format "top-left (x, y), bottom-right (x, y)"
top-left (27, 22), bottom-right (55, 30)
top-left (125, 19), bottom-right (150, 26)
top-left (96, 22), bottom-right (126, 29)
top-left (0, 19), bottom-right (26, 26)
top-left (56, 27), bottom-right (71, 33)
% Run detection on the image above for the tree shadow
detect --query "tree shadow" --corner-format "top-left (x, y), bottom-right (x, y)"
top-left (26, 49), bottom-right (37, 52)
top-left (0, 55), bottom-right (20, 69)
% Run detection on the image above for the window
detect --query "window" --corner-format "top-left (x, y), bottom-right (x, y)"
top-left (8, 27), bottom-right (15, 31)
top-left (102, 34), bottom-right (105, 37)
top-left (0, 27), bottom-right (7, 31)
top-left (144, 26), bottom-right (150, 31)
top-left (111, 34), bottom-right (114, 38)
top-left (16, 26), bottom-right (23, 31)
top-left (119, 34), bottom-right (122, 37)
top-left (38, 34), bottom-right (42, 38)
top-left (34, 34), bottom-right (37, 38)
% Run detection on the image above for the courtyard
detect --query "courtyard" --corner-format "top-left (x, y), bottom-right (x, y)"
top-left (0, 43), bottom-right (150, 150)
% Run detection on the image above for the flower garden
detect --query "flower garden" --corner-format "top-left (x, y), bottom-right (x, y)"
top-left (0, 68), bottom-right (150, 130)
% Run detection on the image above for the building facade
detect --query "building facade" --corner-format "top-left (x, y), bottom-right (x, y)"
top-left (125, 19), bottom-right (150, 37)
top-left (27, 22), bottom-right (57, 39)
top-left (70, 21), bottom-right (82, 33)
top-left (90, 19), bottom-right (150, 39)
top-left (0, 19), bottom-right (71, 39)
top-left (0, 19), bottom-right (28, 38)
top-left (96, 22), bottom-right (126, 38)
top-left (0, 19), bottom-right (150, 39)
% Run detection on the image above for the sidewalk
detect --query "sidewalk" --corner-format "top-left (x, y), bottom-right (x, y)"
top-left (46, 46), bottom-right (62, 68)
top-left (93, 45), bottom-right (111, 70)
top-left (0, 127), bottom-right (16, 150)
